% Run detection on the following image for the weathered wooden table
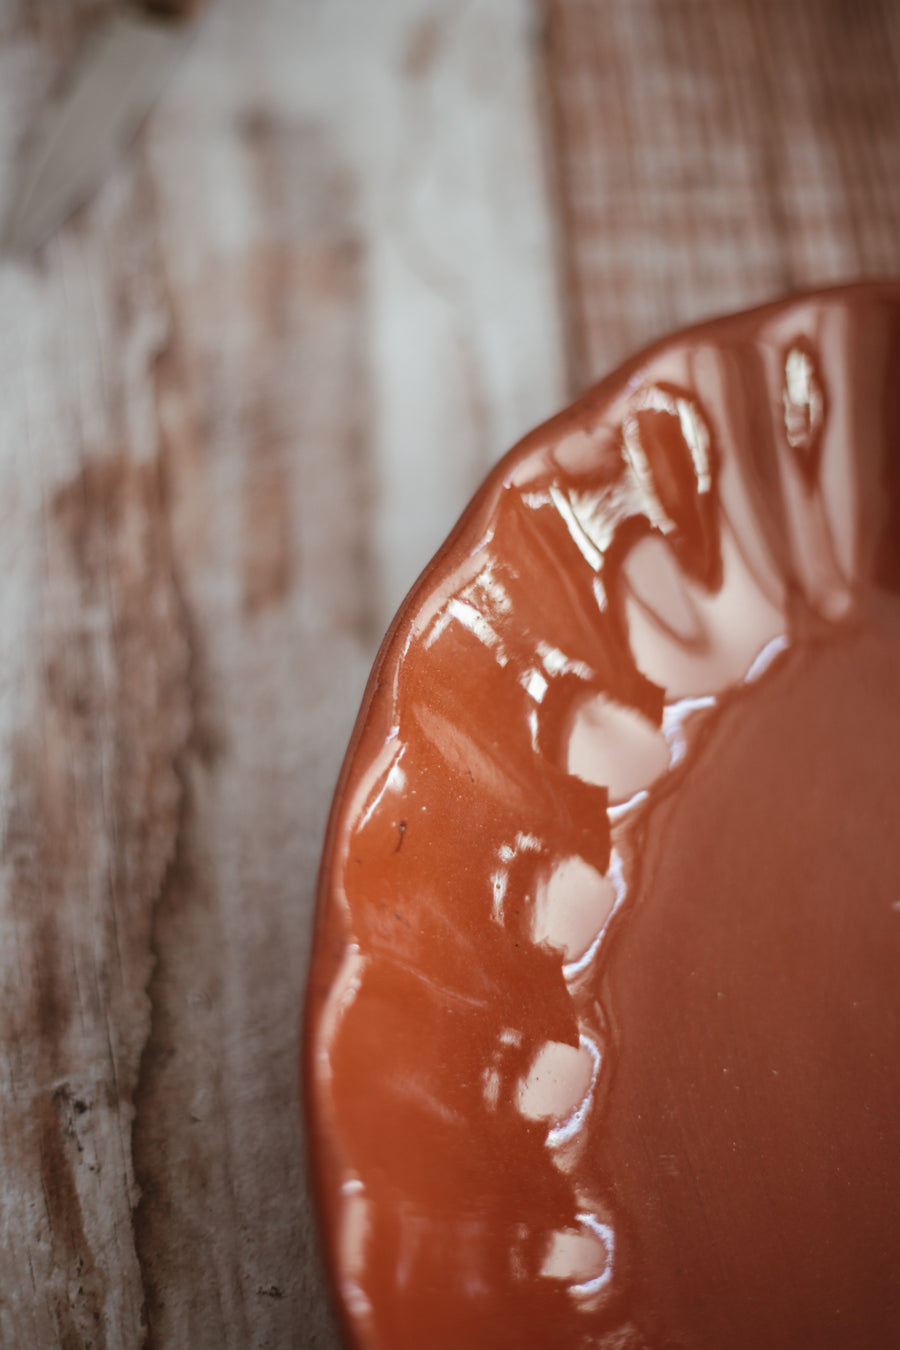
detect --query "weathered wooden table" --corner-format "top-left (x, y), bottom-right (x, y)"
top-left (1, 1), bottom-right (898, 1345)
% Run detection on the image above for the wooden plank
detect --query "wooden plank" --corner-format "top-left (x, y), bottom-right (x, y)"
top-left (0, 0), bottom-right (564, 1346)
top-left (9, 0), bottom-right (897, 1342)
top-left (544, 0), bottom-right (900, 388)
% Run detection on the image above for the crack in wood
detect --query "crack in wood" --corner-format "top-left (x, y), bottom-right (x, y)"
top-left (129, 507), bottom-right (208, 1350)
top-left (0, 445), bottom-right (192, 1347)
top-left (126, 239), bottom-right (225, 1344)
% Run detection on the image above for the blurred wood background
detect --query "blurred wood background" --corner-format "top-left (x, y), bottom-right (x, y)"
top-left (0, 0), bottom-right (897, 1345)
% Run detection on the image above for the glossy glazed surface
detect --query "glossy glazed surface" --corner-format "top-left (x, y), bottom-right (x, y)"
top-left (305, 284), bottom-right (900, 1350)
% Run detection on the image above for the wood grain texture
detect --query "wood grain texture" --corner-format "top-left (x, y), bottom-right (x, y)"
top-left (544, 0), bottom-right (900, 389)
top-left (0, 0), bottom-right (563, 1346)
top-left (2, 0), bottom-right (898, 1345)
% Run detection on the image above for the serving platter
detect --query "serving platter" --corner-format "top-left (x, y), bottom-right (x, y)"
top-left (304, 283), bottom-right (900, 1350)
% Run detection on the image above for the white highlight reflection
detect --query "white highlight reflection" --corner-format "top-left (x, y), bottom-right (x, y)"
top-left (546, 1032), bottom-right (602, 1149)
top-left (550, 484), bottom-right (604, 571)
top-left (570, 1214), bottom-right (617, 1298)
top-left (744, 632), bottom-right (790, 684)
top-left (607, 789), bottom-right (649, 823)
top-left (662, 694), bottom-right (717, 768)
top-left (784, 346), bottom-right (824, 452)
top-left (562, 851), bottom-right (628, 982)
top-left (540, 1212), bottom-right (616, 1300)
top-left (447, 598), bottom-right (507, 665)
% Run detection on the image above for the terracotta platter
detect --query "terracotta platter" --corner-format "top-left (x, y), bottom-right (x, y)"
top-left (304, 283), bottom-right (900, 1350)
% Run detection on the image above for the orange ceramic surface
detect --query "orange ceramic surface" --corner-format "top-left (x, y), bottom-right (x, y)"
top-left (304, 283), bottom-right (900, 1350)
